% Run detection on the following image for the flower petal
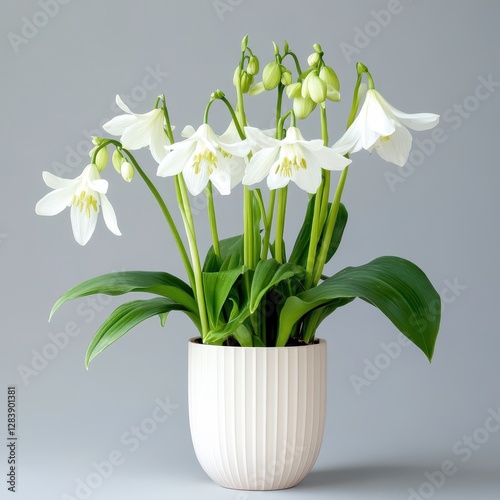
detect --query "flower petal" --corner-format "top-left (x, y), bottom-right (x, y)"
top-left (244, 126), bottom-right (281, 149)
top-left (291, 161), bottom-right (322, 194)
top-left (115, 95), bottom-right (134, 115)
top-left (157, 143), bottom-right (195, 177)
top-left (102, 114), bottom-right (137, 136)
top-left (88, 178), bottom-right (108, 194)
top-left (209, 159), bottom-right (232, 196)
top-left (149, 116), bottom-right (169, 163)
top-left (242, 147), bottom-right (279, 186)
top-left (42, 171), bottom-right (76, 189)
top-left (218, 139), bottom-right (252, 157)
top-left (120, 110), bottom-right (162, 150)
top-left (366, 90), bottom-right (396, 136)
top-left (70, 204), bottom-right (98, 246)
top-left (181, 125), bottom-right (196, 138)
top-left (182, 162), bottom-right (210, 196)
top-left (35, 185), bottom-right (74, 216)
top-left (310, 146), bottom-right (351, 171)
top-left (100, 194), bottom-right (121, 236)
top-left (373, 123), bottom-right (413, 167)
top-left (267, 161), bottom-right (291, 190)
top-left (228, 157), bottom-right (246, 189)
top-left (375, 91), bottom-right (440, 131)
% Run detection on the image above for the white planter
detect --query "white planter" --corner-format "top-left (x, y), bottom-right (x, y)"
top-left (188, 337), bottom-right (327, 490)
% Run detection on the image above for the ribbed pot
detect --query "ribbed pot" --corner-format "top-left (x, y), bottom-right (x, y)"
top-left (188, 337), bottom-right (327, 490)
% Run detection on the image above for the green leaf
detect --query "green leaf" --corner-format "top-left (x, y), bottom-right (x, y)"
top-left (202, 266), bottom-right (245, 329)
top-left (289, 197), bottom-right (348, 267)
top-left (250, 259), bottom-right (304, 313)
top-left (203, 235), bottom-right (244, 272)
top-left (85, 298), bottom-right (186, 368)
top-left (277, 256), bottom-right (441, 361)
top-left (50, 271), bottom-right (198, 319)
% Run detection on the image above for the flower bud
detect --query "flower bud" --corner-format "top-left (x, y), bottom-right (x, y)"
top-left (233, 66), bottom-right (241, 87)
top-left (307, 73), bottom-right (327, 104)
top-left (307, 52), bottom-right (320, 67)
top-left (283, 40), bottom-right (289, 53)
top-left (286, 82), bottom-right (302, 99)
top-left (95, 146), bottom-right (108, 172)
top-left (319, 66), bottom-right (340, 91)
top-left (262, 62), bottom-right (282, 90)
top-left (249, 82), bottom-right (266, 96)
top-left (112, 149), bottom-right (124, 173)
top-left (211, 89), bottom-right (225, 99)
top-left (241, 71), bottom-right (253, 93)
top-left (272, 41), bottom-right (279, 56)
top-left (281, 69), bottom-right (292, 86)
top-left (356, 61), bottom-right (369, 75)
top-left (293, 96), bottom-right (316, 120)
top-left (241, 34), bottom-right (249, 52)
top-left (326, 87), bottom-right (341, 102)
top-left (247, 55), bottom-right (259, 76)
top-left (313, 43), bottom-right (322, 53)
top-left (121, 161), bottom-right (134, 182)
top-left (91, 136), bottom-right (106, 146)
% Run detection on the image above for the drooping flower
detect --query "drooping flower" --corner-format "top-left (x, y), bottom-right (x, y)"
top-left (334, 89), bottom-right (439, 166)
top-left (35, 164), bottom-right (121, 246)
top-left (243, 126), bottom-right (351, 193)
top-left (102, 95), bottom-right (173, 163)
top-left (157, 123), bottom-right (251, 196)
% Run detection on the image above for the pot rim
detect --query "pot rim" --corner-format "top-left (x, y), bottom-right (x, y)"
top-left (188, 337), bottom-right (326, 349)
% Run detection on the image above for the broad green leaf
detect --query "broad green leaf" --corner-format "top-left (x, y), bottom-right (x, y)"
top-left (85, 298), bottom-right (188, 368)
top-left (202, 266), bottom-right (245, 329)
top-left (277, 256), bottom-right (441, 361)
top-left (289, 197), bottom-right (348, 267)
top-left (50, 271), bottom-right (197, 319)
top-left (204, 235), bottom-right (244, 272)
top-left (233, 324), bottom-right (253, 347)
top-left (250, 259), bottom-right (304, 313)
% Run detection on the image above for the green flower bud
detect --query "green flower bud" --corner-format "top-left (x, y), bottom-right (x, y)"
top-left (91, 136), bottom-right (106, 146)
top-left (249, 81), bottom-right (266, 96)
top-left (241, 34), bottom-right (249, 52)
top-left (286, 82), bottom-right (302, 99)
top-left (281, 69), bottom-right (292, 86)
top-left (262, 61), bottom-right (282, 90)
top-left (293, 96), bottom-right (316, 120)
top-left (307, 73), bottom-right (327, 104)
top-left (112, 149), bottom-right (124, 173)
top-left (313, 43), bottom-right (322, 53)
top-left (233, 66), bottom-right (241, 87)
top-left (95, 146), bottom-right (108, 172)
top-left (307, 52), bottom-right (321, 67)
top-left (283, 40), bottom-right (289, 53)
top-left (356, 61), bottom-right (369, 75)
top-left (241, 71), bottom-right (253, 93)
top-left (319, 66), bottom-right (340, 92)
top-left (272, 41), bottom-right (279, 57)
top-left (121, 161), bottom-right (135, 182)
top-left (247, 55), bottom-right (259, 76)
top-left (326, 87), bottom-right (341, 102)
top-left (211, 89), bottom-right (225, 99)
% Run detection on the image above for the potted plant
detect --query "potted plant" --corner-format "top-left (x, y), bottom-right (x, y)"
top-left (36, 36), bottom-right (441, 491)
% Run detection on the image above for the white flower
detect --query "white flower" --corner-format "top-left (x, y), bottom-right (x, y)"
top-left (35, 164), bottom-right (121, 246)
top-left (334, 89), bottom-right (439, 166)
top-left (157, 123), bottom-right (251, 196)
top-left (102, 95), bottom-right (174, 163)
top-left (242, 126), bottom-right (351, 193)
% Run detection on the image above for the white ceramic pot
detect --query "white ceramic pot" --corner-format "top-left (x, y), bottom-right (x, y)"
top-left (188, 337), bottom-right (327, 490)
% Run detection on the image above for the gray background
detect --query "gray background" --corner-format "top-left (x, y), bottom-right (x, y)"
top-left (1, 0), bottom-right (499, 499)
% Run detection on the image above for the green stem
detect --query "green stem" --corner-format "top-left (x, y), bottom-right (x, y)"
top-left (176, 174), bottom-right (209, 339)
top-left (205, 182), bottom-right (220, 258)
top-left (275, 187), bottom-right (288, 263)
top-left (160, 94), bottom-right (175, 144)
top-left (261, 190), bottom-right (275, 260)
top-left (94, 141), bottom-right (195, 291)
